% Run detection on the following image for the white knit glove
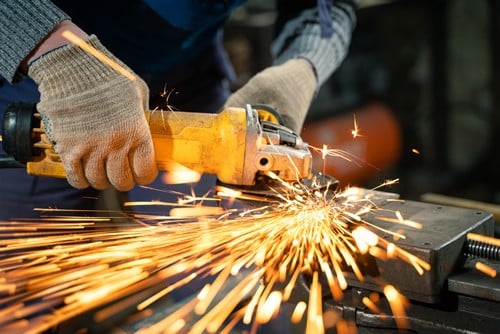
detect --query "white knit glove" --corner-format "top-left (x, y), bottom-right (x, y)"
top-left (28, 35), bottom-right (157, 191)
top-left (224, 58), bottom-right (317, 133)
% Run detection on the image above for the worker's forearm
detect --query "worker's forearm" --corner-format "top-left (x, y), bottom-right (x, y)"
top-left (0, 0), bottom-right (69, 82)
top-left (272, 0), bottom-right (359, 87)
top-left (23, 20), bottom-right (89, 70)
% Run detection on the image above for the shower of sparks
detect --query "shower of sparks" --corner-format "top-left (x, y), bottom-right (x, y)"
top-left (0, 174), bottom-right (430, 334)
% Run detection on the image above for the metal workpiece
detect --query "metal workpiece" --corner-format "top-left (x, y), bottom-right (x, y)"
top-left (350, 200), bottom-right (494, 304)
top-left (448, 257), bottom-right (500, 303)
top-left (302, 199), bottom-right (498, 333)
top-left (329, 285), bottom-right (500, 334)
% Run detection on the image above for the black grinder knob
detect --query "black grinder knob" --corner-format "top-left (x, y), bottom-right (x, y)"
top-left (2, 102), bottom-right (39, 164)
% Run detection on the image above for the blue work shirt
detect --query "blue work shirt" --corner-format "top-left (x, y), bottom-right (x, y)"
top-left (51, 0), bottom-right (246, 110)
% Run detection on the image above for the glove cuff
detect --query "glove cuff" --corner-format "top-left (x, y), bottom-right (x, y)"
top-left (28, 35), bottom-right (135, 100)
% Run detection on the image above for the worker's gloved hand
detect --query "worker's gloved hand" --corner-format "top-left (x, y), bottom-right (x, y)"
top-left (28, 35), bottom-right (158, 191)
top-left (224, 58), bottom-right (317, 133)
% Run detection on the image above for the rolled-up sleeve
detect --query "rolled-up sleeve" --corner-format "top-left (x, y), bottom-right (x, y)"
top-left (272, 0), bottom-right (359, 87)
top-left (0, 0), bottom-right (69, 82)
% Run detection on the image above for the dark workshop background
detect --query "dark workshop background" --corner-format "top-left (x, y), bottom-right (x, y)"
top-left (223, 0), bottom-right (500, 206)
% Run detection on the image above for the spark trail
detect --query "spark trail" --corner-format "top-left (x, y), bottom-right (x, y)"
top-left (0, 179), bottom-right (428, 334)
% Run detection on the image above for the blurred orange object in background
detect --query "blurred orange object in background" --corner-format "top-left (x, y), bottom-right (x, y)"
top-left (301, 103), bottom-right (402, 186)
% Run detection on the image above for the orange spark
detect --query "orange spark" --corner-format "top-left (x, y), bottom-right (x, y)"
top-left (475, 261), bottom-right (497, 278)
top-left (362, 296), bottom-right (383, 314)
top-left (321, 144), bottom-right (328, 160)
top-left (160, 162), bottom-right (201, 184)
top-left (255, 291), bottom-right (282, 324)
top-left (467, 232), bottom-right (500, 247)
top-left (169, 206), bottom-right (224, 218)
top-left (62, 30), bottom-right (136, 81)
top-left (351, 114), bottom-right (363, 138)
top-left (291, 301), bottom-right (307, 324)
top-left (383, 284), bottom-right (409, 329)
